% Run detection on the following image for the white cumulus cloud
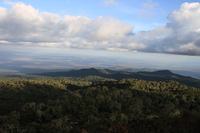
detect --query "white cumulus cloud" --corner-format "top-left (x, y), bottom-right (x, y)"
top-left (0, 2), bottom-right (200, 55)
top-left (132, 2), bottom-right (200, 55)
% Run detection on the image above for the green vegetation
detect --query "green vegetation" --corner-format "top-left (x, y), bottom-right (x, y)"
top-left (1, 77), bottom-right (200, 132)
top-left (34, 68), bottom-right (200, 89)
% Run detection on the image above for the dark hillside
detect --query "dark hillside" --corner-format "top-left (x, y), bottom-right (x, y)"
top-left (35, 68), bottom-right (200, 89)
top-left (138, 70), bottom-right (174, 76)
top-left (37, 68), bottom-right (110, 77)
top-left (138, 70), bottom-right (196, 80)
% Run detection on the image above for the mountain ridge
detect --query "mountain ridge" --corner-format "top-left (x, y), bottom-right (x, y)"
top-left (34, 68), bottom-right (200, 89)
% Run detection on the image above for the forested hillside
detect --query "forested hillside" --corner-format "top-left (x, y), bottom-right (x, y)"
top-left (1, 78), bottom-right (200, 133)
top-left (35, 68), bottom-right (200, 89)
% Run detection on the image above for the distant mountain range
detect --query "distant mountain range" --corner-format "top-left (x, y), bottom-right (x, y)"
top-left (35, 68), bottom-right (200, 89)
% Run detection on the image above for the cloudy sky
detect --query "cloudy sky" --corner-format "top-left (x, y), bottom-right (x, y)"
top-left (0, 0), bottom-right (200, 74)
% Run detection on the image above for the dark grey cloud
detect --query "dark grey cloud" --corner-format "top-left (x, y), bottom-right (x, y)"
top-left (195, 40), bottom-right (200, 47)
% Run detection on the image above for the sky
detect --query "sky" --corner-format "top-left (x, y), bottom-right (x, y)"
top-left (0, 0), bottom-right (200, 75)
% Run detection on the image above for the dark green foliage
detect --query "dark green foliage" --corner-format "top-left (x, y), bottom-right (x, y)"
top-left (1, 78), bottom-right (200, 132)
top-left (32, 68), bottom-right (200, 89)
